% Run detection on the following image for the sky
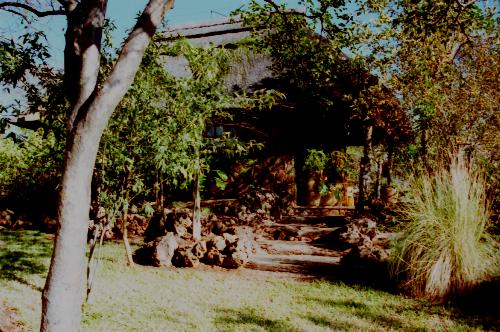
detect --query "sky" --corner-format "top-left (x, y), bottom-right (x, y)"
top-left (0, 1), bottom-right (300, 110)
top-left (1, 0), bottom-right (302, 69)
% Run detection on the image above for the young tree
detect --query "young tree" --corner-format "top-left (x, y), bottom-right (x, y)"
top-left (1, 0), bottom-right (175, 331)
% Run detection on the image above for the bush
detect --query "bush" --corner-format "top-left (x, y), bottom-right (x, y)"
top-left (0, 130), bottom-right (63, 214)
top-left (390, 154), bottom-right (499, 302)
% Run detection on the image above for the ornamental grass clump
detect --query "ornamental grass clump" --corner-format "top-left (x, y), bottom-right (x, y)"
top-left (391, 155), bottom-right (499, 302)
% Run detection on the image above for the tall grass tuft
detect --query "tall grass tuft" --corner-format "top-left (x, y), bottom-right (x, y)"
top-left (390, 154), bottom-right (499, 302)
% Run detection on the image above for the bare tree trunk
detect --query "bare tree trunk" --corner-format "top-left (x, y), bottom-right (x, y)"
top-left (122, 208), bottom-right (134, 266)
top-left (386, 142), bottom-right (394, 186)
top-left (86, 222), bottom-right (106, 303)
top-left (159, 173), bottom-right (164, 212)
top-left (86, 222), bottom-right (100, 302)
top-left (41, 1), bottom-right (174, 331)
top-left (357, 125), bottom-right (373, 212)
top-left (374, 158), bottom-right (382, 200)
top-left (192, 161), bottom-right (202, 241)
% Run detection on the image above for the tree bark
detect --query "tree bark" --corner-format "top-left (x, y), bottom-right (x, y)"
top-left (374, 158), bottom-right (382, 200)
top-left (122, 209), bottom-right (134, 266)
top-left (41, 1), bottom-right (174, 331)
top-left (386, 141), bottom-right (394, 186)
top-left (192, 161), bottom-right (202, 241)
top-left (357, 125), bottom-right (373, 212)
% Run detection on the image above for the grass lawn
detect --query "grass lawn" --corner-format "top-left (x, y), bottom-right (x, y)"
top-left (0, 230), bottom-right (497, 331)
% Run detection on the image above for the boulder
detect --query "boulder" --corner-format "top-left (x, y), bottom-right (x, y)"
top-left (0, 209), bottom-right (15, 227)
top-left (211, 220), bottom-right (227, 236)
top-left (322, 217), bottom-right (379, 249)
top-left (203, 248), bottom-right (224, 266)
top-left (222, 256), bottom-right (245, 269)
top-left (222, 233), bottom-right (238, 246)
top-left (144, 211), bottom-right (167, 242)
top-left (207, 235), bottom-right (226, 252)
top-left (192, 241), bottom-right (207, 259)
top-left (229, 226), bottom-right (256, 256)
top-left (341, 245), bottom-right (389, 265)
top-left (166, 209), bottom-right (192, 239)
top-left (173, 247), bottom-right (199, 268)
top-left (236, 189), bottom-right (278, 225)
top-left (152, 233), bottom-right (178, 267)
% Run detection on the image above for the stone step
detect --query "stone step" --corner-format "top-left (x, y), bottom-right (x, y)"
top-left (256, 238), bottom-right (345, 257)
top-left (261, 223), bottom-right (340, 241)
top-left (246, 252), bottom-right (341, 276)
top-left (279, 215), bottom-right (348, 227)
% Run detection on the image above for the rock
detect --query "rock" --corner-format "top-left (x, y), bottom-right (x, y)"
top-left (166, 209), bottom-right (192, 239)
top-left (354, 218), bottom-right (377, 239)
top-left (144, 212), bottom-right (167, 242)
top-left (207, 235), bottom-right (226, 252)
top-left (236, 188), bottom-right (279, 225)
top-left (229, 226), bottom-right (256, 256)
top-left (203, 248), bottom-right (224, 266)
top-left (173, 247), bottom-right (199, 268)
top-left (211, 220), bottom-right (227, 235)
top-left (322, 217), bottom-right (380, 249)
top-left (192, 241), bottom-right (207, 258)
top-left (152, 233), bottom-right (178, 267)
top-left (0, 209), bottom-right (15, 227)
top-left (222, 256), bottom-right (245, 269)
top-left (223, 233), bottom-right (238, 245)
top-left (342, 245), bottom-right (389, 265)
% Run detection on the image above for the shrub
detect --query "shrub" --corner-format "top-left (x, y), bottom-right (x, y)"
top-left (390, 154), bottom-right (499, 302)
top-left (303, 149), bottom-right (329, 172)
top-left (0, 130), bottom-right (63, 213)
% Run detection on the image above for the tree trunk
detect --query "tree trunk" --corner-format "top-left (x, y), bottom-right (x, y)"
top-left (374, 158), bottom-right (382, 200)
top-left (41, 126), bottom-right (104, 332)
top-left (122, 209), bottom-right (134, 266)
top-left (386, 142), bottom-right (394, 186)
top-left (41, 1), bottom-right (174, 331)
top-left (357, 125), bottom-right (373, 212)
top-left (192, 163), bottom-right (202, 241)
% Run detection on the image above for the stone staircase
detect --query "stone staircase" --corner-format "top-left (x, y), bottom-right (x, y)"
top-left (246, 216), bottom-right (350, 278)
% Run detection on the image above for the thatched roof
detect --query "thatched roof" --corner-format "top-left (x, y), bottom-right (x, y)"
top-left (161, 18), bottom-right (274, 93)
top-left (160, 18), bottom-right (413, 148)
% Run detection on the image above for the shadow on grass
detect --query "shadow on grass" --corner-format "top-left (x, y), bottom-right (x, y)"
top-left (303, 314), bottom-right (358, 331)
top-left (0, 230), bottom-right (52, 291)
top-left (248, 255), bottom-right (396, 293)
top-left (308, 292), bottom-right (500, 331)
top-left (306, 297), bottom-right (409, 330)
top-left (214, 308), bottom-right (298, 332)
top-left (451, 277), bottom-right (500, 330)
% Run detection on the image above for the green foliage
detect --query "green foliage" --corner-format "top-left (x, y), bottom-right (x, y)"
top-left (213, 170), bottom-right (229, 190)
top-left (0, 31), bottom-right (50, 89)
top-left (390, 154), bottom-right (499, 302)
top-left (303, 149), bottom-right (329, 172)
top-left (0, 130), bottom-right (63, 209)
top-left (98, 36), bottom-right (278, 217)
top-left (0, 27), bottom-right (66, 215)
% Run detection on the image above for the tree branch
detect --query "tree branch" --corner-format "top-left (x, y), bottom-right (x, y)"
top-left (56, 0), bottom-right (77, 13)
top-left (65, 0), bottom-right (109, 129)
top-left (0, 1), bottom-right (65, 16)
top-left (73, 0), bottom-right (175, 131)
top-left (2, 7), bottom-right (30, 21)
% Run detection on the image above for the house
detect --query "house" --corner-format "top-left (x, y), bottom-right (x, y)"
top-left (161, 18), bottom-right (413, 208)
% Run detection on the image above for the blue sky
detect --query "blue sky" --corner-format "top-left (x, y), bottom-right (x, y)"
top-left (0, 1), bottom-right (300, 109)
top-left (1, 0), bottom-right (302, 69)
